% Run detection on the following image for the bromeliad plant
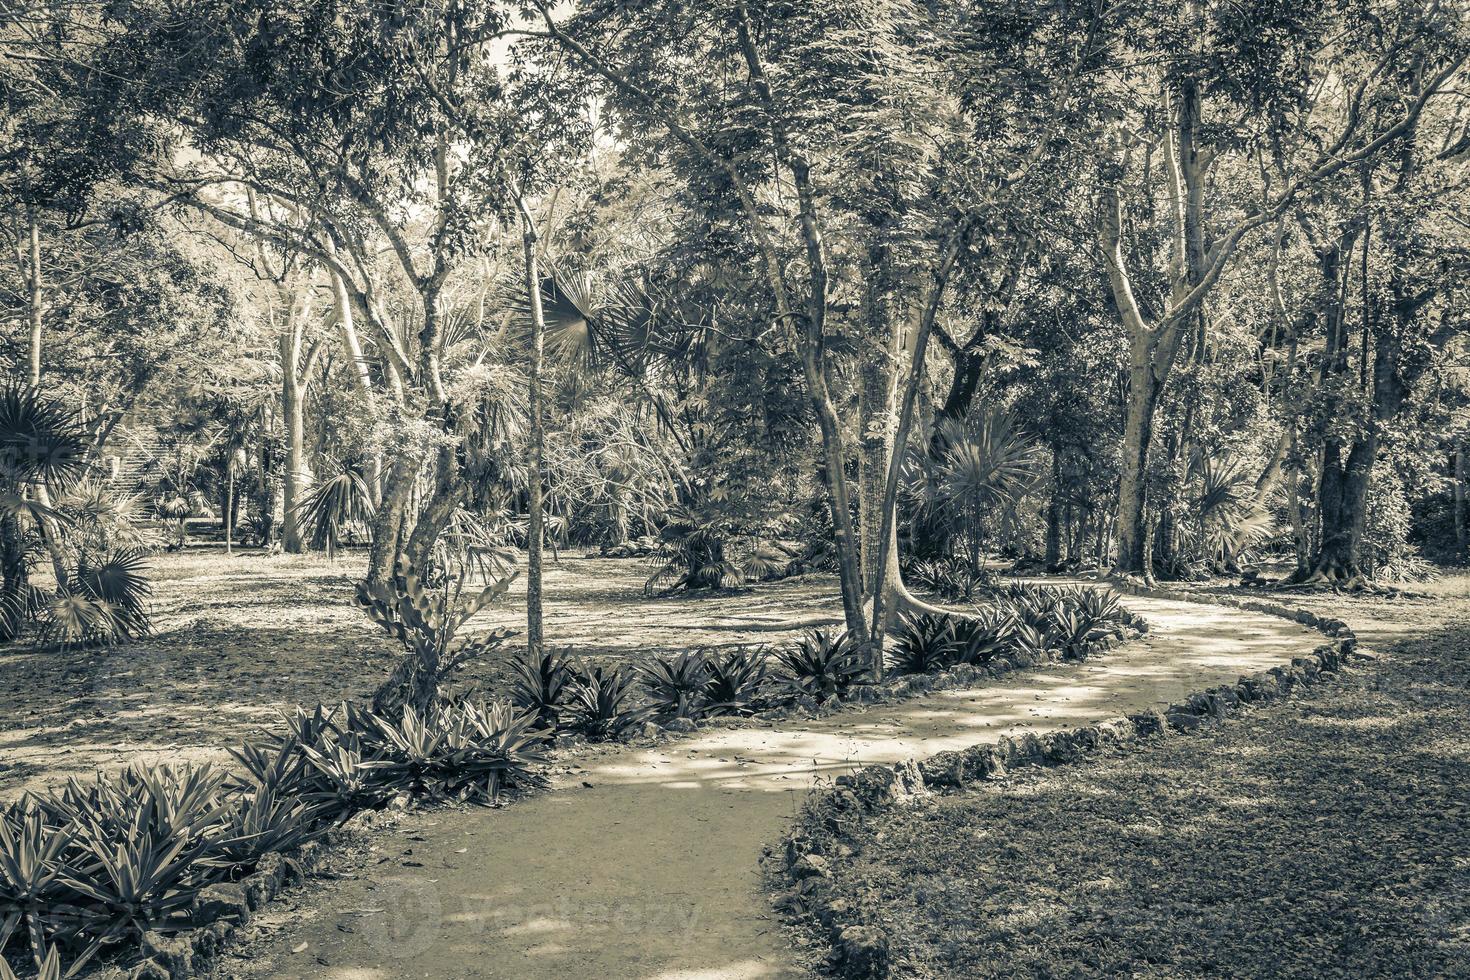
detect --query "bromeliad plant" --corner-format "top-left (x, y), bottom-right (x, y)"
top-left (703, 647), bottom-right (769, 717)
top-left (775, 628), bottom-right (869, 704)
top-left (566, 663), bottom-right (648, 740)
top-left (508, 647), bottom-right (576, 732)
top-left (639, 650), bottom-right (713, 720)
top-left (357, 556), bottom-right (519, 718)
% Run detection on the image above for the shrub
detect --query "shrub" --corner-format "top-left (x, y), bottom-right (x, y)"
top-left (888, 612), bottom-right (958, 675)
top-left (905, 557), bottom-right (999, 602)
top-left (1009, 621), bottom-right (1052, 661)
top-left (950, 607), bottom-right (1017, 666)
top-left (566, 664), bottom-right (647, 740)
top-left (703, 647), bottom-right (769, 716)
top-left (508, 648), bottom-right (576, 732)
top-left (774, 629), bottom-right (868, 704)
top-left (357, 557), bottom-right (519, 718)
top-left (640, 651), bottom-right (712, 720)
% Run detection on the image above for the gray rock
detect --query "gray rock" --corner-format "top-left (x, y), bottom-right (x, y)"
top-left (193, 881), bottom-right (251, 926)
top-left (919, 750), bottom-right (966, 787)
top-left (793, 854), bottom-right (832, 880)
top-left (1165, 711), bottom-right (1204, 733)
top-left (1013, 732), bottom-right (1045, 763)
top-left (128, 961), bottom-right (170, 980)
top-left (1129, 709), bottom-right (1169, 737)
top-left (142, 931), bottom-right (193, 976)
top-left (836, 924), bottom-right (890, 979)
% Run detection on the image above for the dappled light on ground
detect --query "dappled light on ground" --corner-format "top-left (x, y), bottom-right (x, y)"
top-left (0, 551), bottom-right (844, 799)
top-left (222, 592), bottom-right (1324, 979)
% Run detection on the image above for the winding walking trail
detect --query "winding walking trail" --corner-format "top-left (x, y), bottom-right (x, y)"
top-left (237, 593), bottom-right (1323, 980)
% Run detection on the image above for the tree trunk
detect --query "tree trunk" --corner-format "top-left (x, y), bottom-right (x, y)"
top-left (0, 509), bottom-right (27, 641)
top-left (280, 330), bottom-right (310, 554)
top-left (224, 465), bottom-right (235, 555)
top-left (1044, 454), bottom-right (1063, 571)
top-left (366, 460), bottom-right (413, 586)
top-left (330, 268), bottom-right (384, 505)
top-left (1455, 438), bottom-right (1466, 554)
top-left (1114, 353), bottom-right (1161, 576)
top-left (518, 200), bottom-right (548, 655)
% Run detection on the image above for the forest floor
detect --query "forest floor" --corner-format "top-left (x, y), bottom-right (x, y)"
top-left (794, 574), bottom-right (1470, 979)
top-left (214, 592), bottom-right (1324, 980)
top-left (0, 547), bottom-right (845, 800)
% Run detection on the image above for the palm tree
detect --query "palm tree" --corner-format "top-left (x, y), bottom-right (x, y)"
top-left (0, 386), bottom-right (88, 640)
top-left (906, 411), bottom-right (1042, 570)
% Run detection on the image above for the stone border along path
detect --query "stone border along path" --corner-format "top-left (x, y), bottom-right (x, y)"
top-left (228, 592), bottom-right (1323, 980)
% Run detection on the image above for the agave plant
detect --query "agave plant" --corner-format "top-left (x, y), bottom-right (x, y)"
top-left (703, 647), bottom-right (769, 717)
top-left (1073, 587), bottom-right (1123, 626)
top-left (950, 607), bottom-right (1017, 666)
top-left (1048, 605), bottom-right (1110, 660)
top-left (0, 805), bottom-right (71, 970)
top-left (904, 556), bottom-right (999, 602)
top-left (774, 629), bottom-right (868, 704)
top-left (1008, 621), bottom-right (1052, 662)
top-left (200, 786), bottom-right (321, 872)
top-left (639, 651), bottom-right (713, 720)
top-left (887, 612), bottom-right (959, 675)
top-left (508, 648), bottom-right (576, 732)
top-left (566, 663), bottom-right (647, 740)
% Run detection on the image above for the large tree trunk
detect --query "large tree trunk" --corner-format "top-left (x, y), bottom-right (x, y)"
top-left (1114, 352), bottom-right (1161, 576)
top-left (366, 459), bottom-right (413, 586)
top-left (402, 450), bottom-right (463, 572)
top-left (856, 263), bottom-right (902, 597)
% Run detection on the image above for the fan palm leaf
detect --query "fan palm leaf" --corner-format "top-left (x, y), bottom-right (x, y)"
top-left (294, 467), bottom-right (375, 558)
top-left (0, 386), bottom-right (87, 490)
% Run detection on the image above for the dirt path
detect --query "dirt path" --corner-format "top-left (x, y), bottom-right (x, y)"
top-left (228, 593), bottom-right (1323, 980)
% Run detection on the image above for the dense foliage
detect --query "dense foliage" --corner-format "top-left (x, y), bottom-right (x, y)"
top-left (0, 0), bottom-right (1465, 743)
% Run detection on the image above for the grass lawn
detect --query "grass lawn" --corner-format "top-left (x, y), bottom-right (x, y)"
top-left (0, 547), bottom-right (843, 800)
top-left (795, 576), bottom-right (1470, 979)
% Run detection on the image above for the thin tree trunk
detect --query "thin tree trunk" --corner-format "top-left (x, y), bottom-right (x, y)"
top-left (331, 268), bottom-right (384, 504)
top-left (19, 210), bottom-right (69, 584)
top-left (225, 465), bottom-right (234, 555)
top-left (518, 197), bottom-right (547, 655)
top-left (1455, 438), bottom-right (1466, 553)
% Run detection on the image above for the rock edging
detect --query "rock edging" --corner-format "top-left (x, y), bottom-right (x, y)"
top-left (769, 589), bottom-right (1361, 980)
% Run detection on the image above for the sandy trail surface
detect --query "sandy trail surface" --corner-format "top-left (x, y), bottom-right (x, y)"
top-left (233, 593), bottom-right (1322, 980)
